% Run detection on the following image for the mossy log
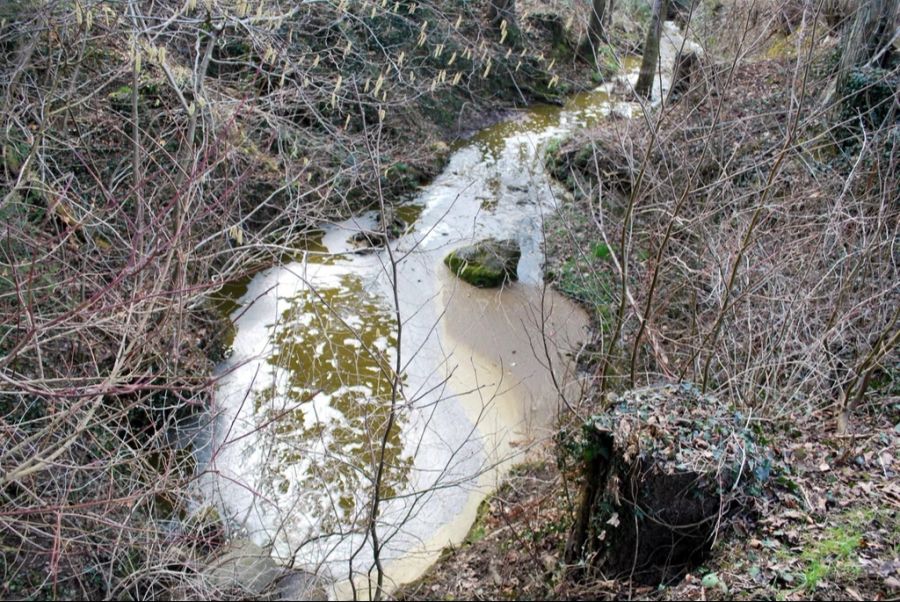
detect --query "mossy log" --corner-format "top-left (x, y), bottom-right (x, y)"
top-left (564, 384), bottom-right (771, 584)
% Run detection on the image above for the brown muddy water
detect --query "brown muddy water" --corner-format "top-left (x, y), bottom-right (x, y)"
top-left (198, 28), bottom-right (696, 598)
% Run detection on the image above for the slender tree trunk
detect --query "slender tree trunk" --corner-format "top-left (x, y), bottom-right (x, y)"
top-left (579, 0), bottom-right (609, 63)
top-left (835, 0), bottom-right (898, 90)
top-left (827, 0), bottom-right (899, 124)
top-left (635, 0), bottom-right (668, 99)
top-left (564, 430), bottom-right (613, 568)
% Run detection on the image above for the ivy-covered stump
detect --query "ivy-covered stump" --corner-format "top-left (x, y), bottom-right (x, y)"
top-left (563, 384), bottom-right (772, 584)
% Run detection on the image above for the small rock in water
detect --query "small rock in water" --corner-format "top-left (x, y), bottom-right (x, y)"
top-left (444, 238), bottom-right (521, 288)
top-left (348, 207), bottom-right (408, 250)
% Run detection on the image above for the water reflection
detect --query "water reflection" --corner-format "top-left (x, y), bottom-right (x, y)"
top-left (252, 274), bottom-right (410, 530)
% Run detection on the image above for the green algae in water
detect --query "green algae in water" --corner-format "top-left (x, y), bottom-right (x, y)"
top-left (212, 230), bottom-right (332, 318)
top-left (209, 276), bottom-right (252, 351)
top-left (463, 57), bottom-right (643, 160)
top-left (466, 108), bottom-right (563, 160)
top-left (210, 229), bottom-right (336, 351)
top-left (394, 202), bottom-right (425, 231)
top-left (211, 277), bottom-right (252, 319)
top-left (285, 228), bottom-right (332, 264)
top-left (252, 274), bottom-right (411, 527)
top-left (480, 175), bottom-right (502, 210)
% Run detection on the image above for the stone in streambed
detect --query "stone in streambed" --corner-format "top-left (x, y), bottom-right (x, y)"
top-left (349, 207), bottom-right (408, 250)
top-left (444, 238), bottom-right (521, 288)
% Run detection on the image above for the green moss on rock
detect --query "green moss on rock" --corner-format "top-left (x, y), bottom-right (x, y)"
top-left (444, 238), bottom-right (521, 288)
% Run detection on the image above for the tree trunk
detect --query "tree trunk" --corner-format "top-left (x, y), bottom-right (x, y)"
top-left (635, 0), bottom-right (668, 99)
top-left (835, 0), bottom-right (898, 90)
top-left (579, 0), bottom-right (608, 62)
top-left (563, 429), bottom-right (613, 568)
top-left (829, 0), bottom-right (899, 126)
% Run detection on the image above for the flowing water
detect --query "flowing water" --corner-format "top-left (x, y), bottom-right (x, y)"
top-left (201, 25), bottom-right (697, 598)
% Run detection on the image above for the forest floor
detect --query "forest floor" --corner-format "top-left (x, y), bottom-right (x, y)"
top-left (396, 415), bottom-right (899, 601)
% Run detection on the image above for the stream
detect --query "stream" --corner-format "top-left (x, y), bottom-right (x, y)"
top-left (200, 23), bottom-right (697, 598)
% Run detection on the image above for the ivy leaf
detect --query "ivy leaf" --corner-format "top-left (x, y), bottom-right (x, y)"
top-left (592, 243), bottom-right (611, 259)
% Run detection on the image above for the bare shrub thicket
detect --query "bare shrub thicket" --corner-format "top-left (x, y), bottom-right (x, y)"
top-left (551, 0), bottom-right (898, 432)
top-left (0, 0), bottom-right (588, 597)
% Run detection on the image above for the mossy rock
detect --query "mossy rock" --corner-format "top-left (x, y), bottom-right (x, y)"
top-left (107, 85), bottom-right (134, 111)
top-left (444, 238), bottom-right (520, 288)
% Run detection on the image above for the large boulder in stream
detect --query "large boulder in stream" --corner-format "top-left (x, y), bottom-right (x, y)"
top-left (444, 238), bottom-right (521, 288)
top-left (204, 539), bottom-right (326, 598)
top-left (564, 384), bottom-right (772, 584)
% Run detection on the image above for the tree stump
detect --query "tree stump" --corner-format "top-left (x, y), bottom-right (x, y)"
top-left (564, 384), bottom-right (770, 584)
